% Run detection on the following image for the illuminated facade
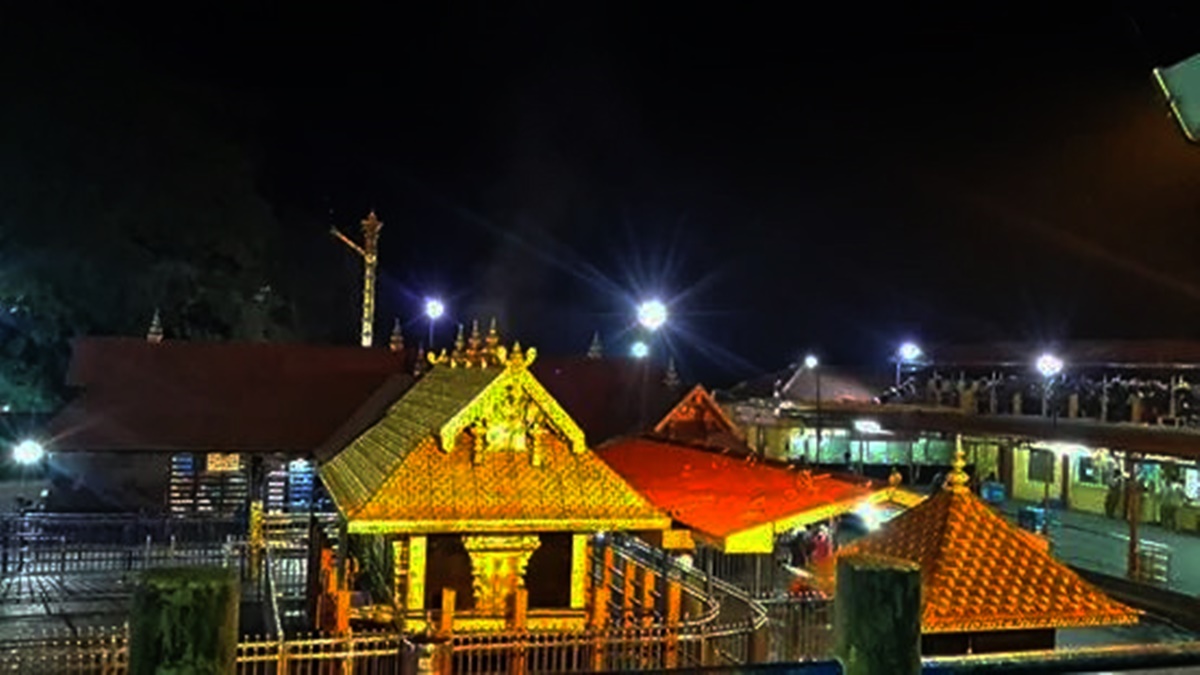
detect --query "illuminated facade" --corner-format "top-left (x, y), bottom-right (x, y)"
top-left (320, 337), bottom-right (669, 633)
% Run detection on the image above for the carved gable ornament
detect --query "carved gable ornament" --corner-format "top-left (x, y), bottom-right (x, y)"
top-left (437, 342), bottom-right (588, 462)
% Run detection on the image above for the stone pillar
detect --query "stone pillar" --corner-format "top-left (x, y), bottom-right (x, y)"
top-left (570, 534), bottom-right (589, 609)
top-left (1068, 393), bottom-right (1079, 419)
top-left (835, 554), bottom-right (921, 675)
top-left (461, 535), bottom-right (540, 615)
top-left (1012, 392), bottom-right (1022, 416)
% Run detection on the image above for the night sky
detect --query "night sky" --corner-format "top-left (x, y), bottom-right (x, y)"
top-left (12, 3), bottom-right (1200, 384)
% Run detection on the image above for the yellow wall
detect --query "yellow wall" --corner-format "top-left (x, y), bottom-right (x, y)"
top-left (1012, 447), bottom-right (1064, 504)
top-left (1068, 482), bottom-right (1108, 516)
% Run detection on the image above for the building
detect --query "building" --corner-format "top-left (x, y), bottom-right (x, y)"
top-left (840, 439), bottom-right (1140, 655)
top-left (42, 336), bottom-right (413, 515)
top-left (319, 341), bottom-right (670, 633)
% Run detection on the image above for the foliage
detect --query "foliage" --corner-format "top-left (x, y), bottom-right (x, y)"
top-left (0, 17), bottom-right (292, 411)
top-left (129, 567), bottom-right (239, 675)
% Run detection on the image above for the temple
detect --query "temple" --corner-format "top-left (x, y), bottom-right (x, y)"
top-left (840, 438), bottom-right (1140, 655)
top-left (320, 335), bottom-right (669, 632)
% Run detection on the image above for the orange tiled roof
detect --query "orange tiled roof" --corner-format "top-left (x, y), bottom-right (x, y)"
top-left (599, 438), bottom-right (876, 541)
top-left (841, 460), bottom-right (1139, 633)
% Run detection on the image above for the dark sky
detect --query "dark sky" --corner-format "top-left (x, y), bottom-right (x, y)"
top-left (22, 3), bottom-right (1200, 383)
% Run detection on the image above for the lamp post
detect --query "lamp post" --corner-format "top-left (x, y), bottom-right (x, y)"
top-left (805, 354), bottom-right (821, 464)
top-left (895, 342), bottom-right (922, 388)
top-left (1036, 353), bottom-right (1064, 536)
top-left (424, 298), bottom-right (445, 350)
top-left (1037, 353), bottom-right (1064, 417)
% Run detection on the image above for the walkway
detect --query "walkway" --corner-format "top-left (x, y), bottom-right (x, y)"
top-left (996, 499), bottom-right (1200, 597)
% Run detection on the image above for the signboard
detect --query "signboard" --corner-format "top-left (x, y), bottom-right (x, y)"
top-left (206, 453), bottom-right (241, 473)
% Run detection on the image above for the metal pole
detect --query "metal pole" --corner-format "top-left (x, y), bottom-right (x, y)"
top-left (815, 369), bottom-right (822, 462)
top-left (428, 320), bottom-right (435, 352)
top-left (1127, 452), bottom-right (1142, 581)
top-left (895, 360), bottom-right (902, 388)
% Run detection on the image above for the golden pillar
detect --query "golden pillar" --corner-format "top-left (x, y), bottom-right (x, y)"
top-left (407, 536), bottom-right (428, 612)
top-left (570, 534), bottom-right (589, 609)
top-left (461, 535), bottom-right (540, 615)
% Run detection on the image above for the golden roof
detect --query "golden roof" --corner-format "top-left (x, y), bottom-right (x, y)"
top-left (840, 440), bottom-right (1139, 634)
top-left (320, 343), bottom-right (669, 534)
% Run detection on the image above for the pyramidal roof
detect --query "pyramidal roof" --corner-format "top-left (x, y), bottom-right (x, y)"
top-left (841, 440), bottom-right (1139, 634)
top-left (321, 343), bottom-right (669, 534)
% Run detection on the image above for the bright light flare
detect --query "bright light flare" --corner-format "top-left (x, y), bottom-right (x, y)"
top-left (12, 439), bottom-right (44, 465)
top-left (898, 342), bottom-right (922, 362)
top-left (1036, 353), bottom-right (1064, 378)
top-left (855, 503), bottom-right (883, 532)
top-left (804, 354), bottom-right (819, 369)
top-left (636, 299), bottom-right (668, 331)
top-left (424, 298), bottom-right (445, 321)
top-left (630, 341), bottom-right (650, 359)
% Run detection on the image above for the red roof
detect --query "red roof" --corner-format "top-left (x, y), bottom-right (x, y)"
top-left (598, 438), bottom-right (876, 540)
top-left (531, 357), bottom-right (680, 444)
top-left (45, 338), bottom-right (412, 452)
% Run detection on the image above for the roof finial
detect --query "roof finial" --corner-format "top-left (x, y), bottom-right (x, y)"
top-left (587, 331), bottom-right (603, 359)
top-left (414, 342), bottom-right (426, 376)
top-left (947, 435), bottom-right (970, 491)
top-left (147, 309), bottom-right (163, 343)
top-left (389, 318), bottom-right (404, 352)
top-left (664, 357), bottom-right (681, 388)
top-left (485, 317), bottom-right (500, 351)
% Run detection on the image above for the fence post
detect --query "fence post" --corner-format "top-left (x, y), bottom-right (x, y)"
top-left (509, 588), bottom-right (529, 675)
top-left (664, 580), bottom-right (681, 669)
top-left (639, 568), bottom-right (656, 628)
top-left (621, 559), bottom-right (636, 626)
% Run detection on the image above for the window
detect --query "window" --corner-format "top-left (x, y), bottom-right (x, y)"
top-left (1027, 449), bottom-right (1054, 483)
top-left (1077, 456), bottom-right (1107, 485)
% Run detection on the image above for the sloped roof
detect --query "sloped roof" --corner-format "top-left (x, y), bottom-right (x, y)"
top-left (531, 356), bottom-right (681, 443)
top-left (45, 337), bottom-right (411, 452)
top-left (321, 349), bottom-right (669, 534)
top-left (599, 438), bottom-right (879, 552)
top-left (928, 340), bottom-right (1200, 368)
top-left (652, 384), bottom-right (748, 452)
top-left (781, 366), bottom-right (879, 403)
top-left (841, 449), bottom-right (1139, 633)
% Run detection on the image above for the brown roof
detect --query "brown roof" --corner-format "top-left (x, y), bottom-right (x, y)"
top-left (530, 356), bottom-right (681, 443)
top-left (841, 452), bottom-right (1139, 633)
top-left (45, 337), bottom-right (411, 452)
top-left (652, 384), bottom-right (749, 452)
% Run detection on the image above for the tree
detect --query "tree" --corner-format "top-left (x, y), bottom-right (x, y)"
top-left (0, 15), bottom-right (289, 410)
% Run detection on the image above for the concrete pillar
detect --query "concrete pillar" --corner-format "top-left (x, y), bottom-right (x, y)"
top-left (835, 554), bottom-right (921, 675)
top-left (1012, 392), bottom-right (1022, 416)
top-left (1068, 393), bottom-right (1079, 419)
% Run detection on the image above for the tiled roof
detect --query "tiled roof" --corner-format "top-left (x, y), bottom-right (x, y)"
top-left (322, 365), bottom-right (501, 515)
top-left (321, 357), bottom-right (669, 534)
top-left (599, 438), bottom-right (876, 545)
top-left (45, 337), bottom-right (411, 452)
top-left (841, 471), bottom-right (1140, 633)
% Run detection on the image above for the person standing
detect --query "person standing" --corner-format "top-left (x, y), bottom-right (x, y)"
top-left (1106, 471), bottom-right (1126, 519)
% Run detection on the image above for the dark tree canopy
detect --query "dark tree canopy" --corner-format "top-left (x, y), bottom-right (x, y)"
top-left (0, 17), bottom-right (291, 410)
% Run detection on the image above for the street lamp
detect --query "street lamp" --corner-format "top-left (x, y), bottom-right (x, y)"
top-left (895, 341), bottom-right (923, 387)
top-left (424, 298), bottom-right (445, 350)
top-left (630, 341), bottom-right (650, 359)
top-left (804, 354), bottom-right (822, 465)
top-left (12, 439), bottom-right (44, 465)
top-left (1037, 352), bottom-right (1064, 417)
top-left (636, 299), bottom-right (668, 332)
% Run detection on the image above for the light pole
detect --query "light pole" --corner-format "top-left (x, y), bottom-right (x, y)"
top-left (895, 341), bottom-right (923, 388)
top-left (805, 354), bottom-right (821, 464)
top-left (424, 298), bottom-right (445, 351)
top-left (1036, 353), bottom-right (1064, 536)
top-left (331, 211), bottom-right (383, 348)
top-left (1037, 353), bottom-right (1064, 417)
